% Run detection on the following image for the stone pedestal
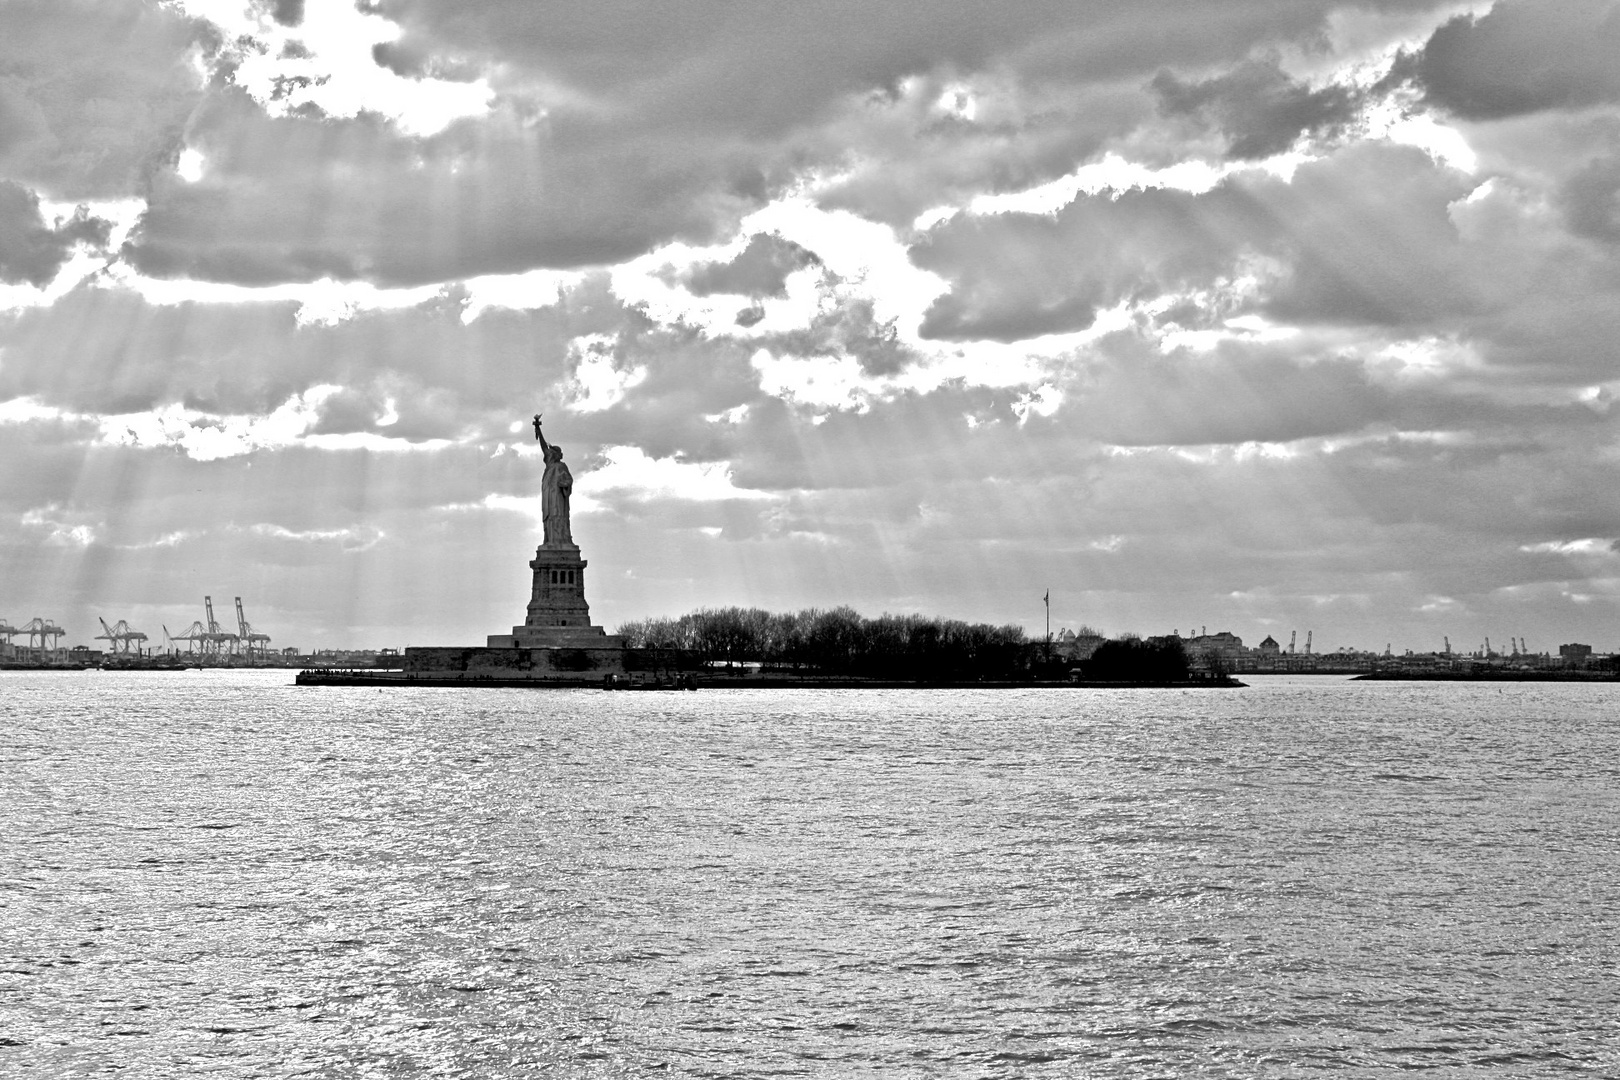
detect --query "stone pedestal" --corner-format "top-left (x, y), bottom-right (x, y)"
top-left (486, 541), bottom-right (622, 649)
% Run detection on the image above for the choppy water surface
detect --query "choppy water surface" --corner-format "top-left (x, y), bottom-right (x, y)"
top-left (4, 672), bottom-right (1618, 1077)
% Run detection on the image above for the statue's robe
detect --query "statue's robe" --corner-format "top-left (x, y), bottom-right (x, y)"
top-left (541, 459), bottom-right (574, 545)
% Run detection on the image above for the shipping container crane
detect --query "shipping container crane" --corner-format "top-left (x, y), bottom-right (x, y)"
top-left (1288, 631), bottom-right (1296, 654)
top-left (234, 597), bottom-right (272, 663)
top-left (201, 596), bottom-right (239, 657)
top-left (22, 618), bottom-right (65, 651)
top-left (0, 618), bottom-right (19, 645)
top-left (96, 618), bottom-right (149, 655)
top-left (167, 621), bottom-right (208, 654)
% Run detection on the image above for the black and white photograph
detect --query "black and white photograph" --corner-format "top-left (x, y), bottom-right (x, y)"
top-left (3, 0), bottom-right (1618, 1074)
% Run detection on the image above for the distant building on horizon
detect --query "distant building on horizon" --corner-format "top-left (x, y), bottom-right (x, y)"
top-left (1185, 631), bottom-right (1244, 658)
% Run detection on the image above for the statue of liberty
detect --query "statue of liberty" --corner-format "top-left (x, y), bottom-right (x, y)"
top-left (532, 414), bottom-right (573, 546)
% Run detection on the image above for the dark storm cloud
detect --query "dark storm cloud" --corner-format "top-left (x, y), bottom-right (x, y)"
top-left (1392, 1), bottom-right (1620, 120)
top-left (0, 0), bottom-right (214, 199)
top-left (0, 181), bottom-right (110, 286)
top-left (1152, 58), bottom-right (1361, 160)
top-left (680, 233), bottom-right (822, 298)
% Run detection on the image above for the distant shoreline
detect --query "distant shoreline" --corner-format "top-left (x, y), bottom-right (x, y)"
top-left (1353, 670), bottom-right (1619, 682)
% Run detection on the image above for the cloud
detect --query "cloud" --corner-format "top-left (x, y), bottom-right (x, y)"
top-left (911, 177), bottom-right (1259, 343)
top-left (566, 334), bottom-right (647, 413)
top-left (21, 504), bottom-right (97, 547)
top-left (0, 0), bottom-right (214, 199)
top-left (577, 445), bottom-right (776, 508)
top-left (1153, 57), bottom-right (1362, 161)
top-left (758, 296), bottom-right (917, 379)
top-left (909, 137), bottom-right (1620, 357)
top-left (121, 90), bottom-right (758, 286)
top-left (248, 522), bottom-right (384, 551)
top-left (0, 182), bottom-right (111, 286)
top-left (1062, 333), bottom-right (1393, 447)
top-left (376, 0), bottom-right (1441, 140)
top-left (1518, 538), bottom-right (1618, 556)
top-left (1393, 1), bottom-right (1620, 120)
top-left (1561, 153), bottom-right (1620, 243)
top-left (0, 266), bottom-right (644, 430)
top-left (678, 233), bottom-right (822, 298)
top-left (267, 0), bottom-right (304, 29)
top-left (332, 0), bottom-right (1458, 273)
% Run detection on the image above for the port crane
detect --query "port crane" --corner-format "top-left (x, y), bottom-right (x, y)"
top-left (22, 618), bottom-right (65, 653)
top-left (234, 597), bottom-right (272, 663)
top-left (166, 620), bottom-right (208, 654)
top-left (202, 596), bottom-right (239, 656)
top-left (96, 618), bottom-right (149, 655)
top-left (167, 597), bottom-right (238, 659)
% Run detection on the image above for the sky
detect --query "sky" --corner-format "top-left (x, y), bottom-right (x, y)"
top-left (2, 0), bottom-right (1619, 653)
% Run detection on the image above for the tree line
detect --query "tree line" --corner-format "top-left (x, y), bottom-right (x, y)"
top-left (616, 606), bottom-right (1032, 680)
top-left (1078, 636), bottom-right (1192, 683)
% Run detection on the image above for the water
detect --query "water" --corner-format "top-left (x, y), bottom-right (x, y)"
top-left (4, 671), bottom-right (1617, 1077)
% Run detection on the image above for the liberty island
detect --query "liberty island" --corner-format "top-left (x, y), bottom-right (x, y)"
top-left (295, 413), bottom-right (1260, 689)
top-left (297, 415), bottom-right (1228, 689)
